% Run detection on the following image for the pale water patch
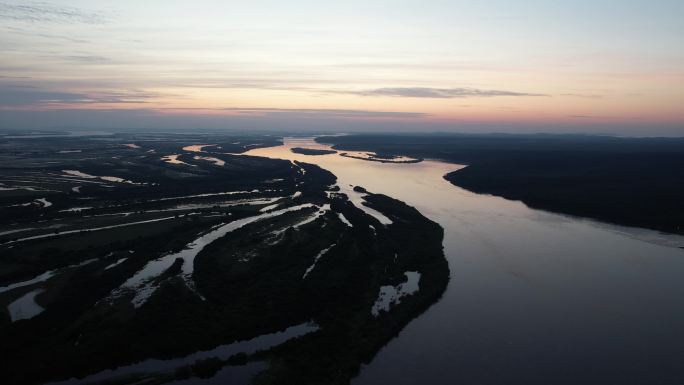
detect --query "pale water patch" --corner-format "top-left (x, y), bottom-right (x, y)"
top-left (111, 204), bottom-right (317, 308)
top-left (6, 216), bottom-right (177, 245)
top-left (0, 227), bottom-right (35, 237)
top-left (259, 203), bottom-right (281, 212)
top-left (193, 156), bottom-right (226, 166)
top-left (47, 322), bottom-right (319, 385)
top-left (161, 197), bottom-right (282, 212)
top-left (303, 243), bottom-right (337, 279)
top-left (371, 272), bottom-right (421, 317)
top-left (292, 204), bottom-right (330, 230)
top-left (183, 144), bottom-right (216, 153)
top-left (59, 206), bottom-right (93, 213)
top-left (264, 178), bottom-right (284, 183)
top-left (8, 198), bottom-right (54, 208)
top-left (0, 271), bottom-right (55, 294)
top-left (6, 201), bottom-right (34, 208)
top-left (272, 204), bottom-right (330, 236)
top-left (62, 170), bottom-right (97, 179)
top-left (62, 170), bottom-right (145, 185)
top-left (100, 176), bottom-right (127, 183)
top-left (344, 187), bottom-right (392, 225)
top-left (0, 258), bottom-right (97, 294)
top-left (337, 213), bottom-right (353, 227)
top-left (35, 198), bottom-right (52, 208)
top-left (161, 154), bottom-right (192, 166)
top-left (289, 161), bottom-right (307, 175)
top-left (151, 190), bottom-right (261, 202)
top-left (8, 289), bottom-right (45, 322)
top-left (0, 185), bottom-right (52, 192)
top-left (104, 258), bottom-right (128, 270)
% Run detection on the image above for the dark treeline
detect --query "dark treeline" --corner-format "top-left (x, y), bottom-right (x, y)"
top-left (318, 134), bottom-right (684, 235)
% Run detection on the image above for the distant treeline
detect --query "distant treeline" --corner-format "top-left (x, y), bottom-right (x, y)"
top-left (318, 134), bottom-right (684, 235)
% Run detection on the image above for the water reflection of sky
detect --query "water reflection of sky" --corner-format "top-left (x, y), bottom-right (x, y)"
top-left (247, 137), bottom-right (684, 385)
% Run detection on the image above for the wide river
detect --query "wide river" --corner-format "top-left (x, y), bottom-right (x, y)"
top-left (246, 137), bottom-right (684, 385)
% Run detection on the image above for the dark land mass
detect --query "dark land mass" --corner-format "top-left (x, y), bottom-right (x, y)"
top-left (0, 133), bottom-right (448, 385)
top-left (290, 147), bottom-right (337, 156)
top-left (318, 134), bottom-right (684, 235)
top-left (339, 152), bottom-right (422, 164)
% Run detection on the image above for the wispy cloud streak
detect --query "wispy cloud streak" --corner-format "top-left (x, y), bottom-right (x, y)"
top-left (561, 93), bottom-right (604, 99)
top-left (160, 107), bottom-right (427, 119)
top-left (0, 88), bottom-right (158, 107)
top-left (0, 1), bottom-right (107, 24)
top-left (338, 87), bottom-right (547, 98)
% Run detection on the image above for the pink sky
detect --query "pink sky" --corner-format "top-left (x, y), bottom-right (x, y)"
top-left (1, 1), bottom-right (682, 135)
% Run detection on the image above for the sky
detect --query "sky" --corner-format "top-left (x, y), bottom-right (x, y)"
top-left (0, 0), bottom-right (683, 136)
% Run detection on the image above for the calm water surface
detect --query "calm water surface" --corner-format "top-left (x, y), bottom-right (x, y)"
top-left (246, 137), bottom-right (684, 385)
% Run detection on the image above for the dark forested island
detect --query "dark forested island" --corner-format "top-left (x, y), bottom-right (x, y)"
top-left (318, 134), bottom-right (684, 235)
top-left (339, 152), bottom-right (422, 164)
top-left (290, 147), bottom-right (337, 156)
top-left (0, 132), bottom-right (448, 385)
